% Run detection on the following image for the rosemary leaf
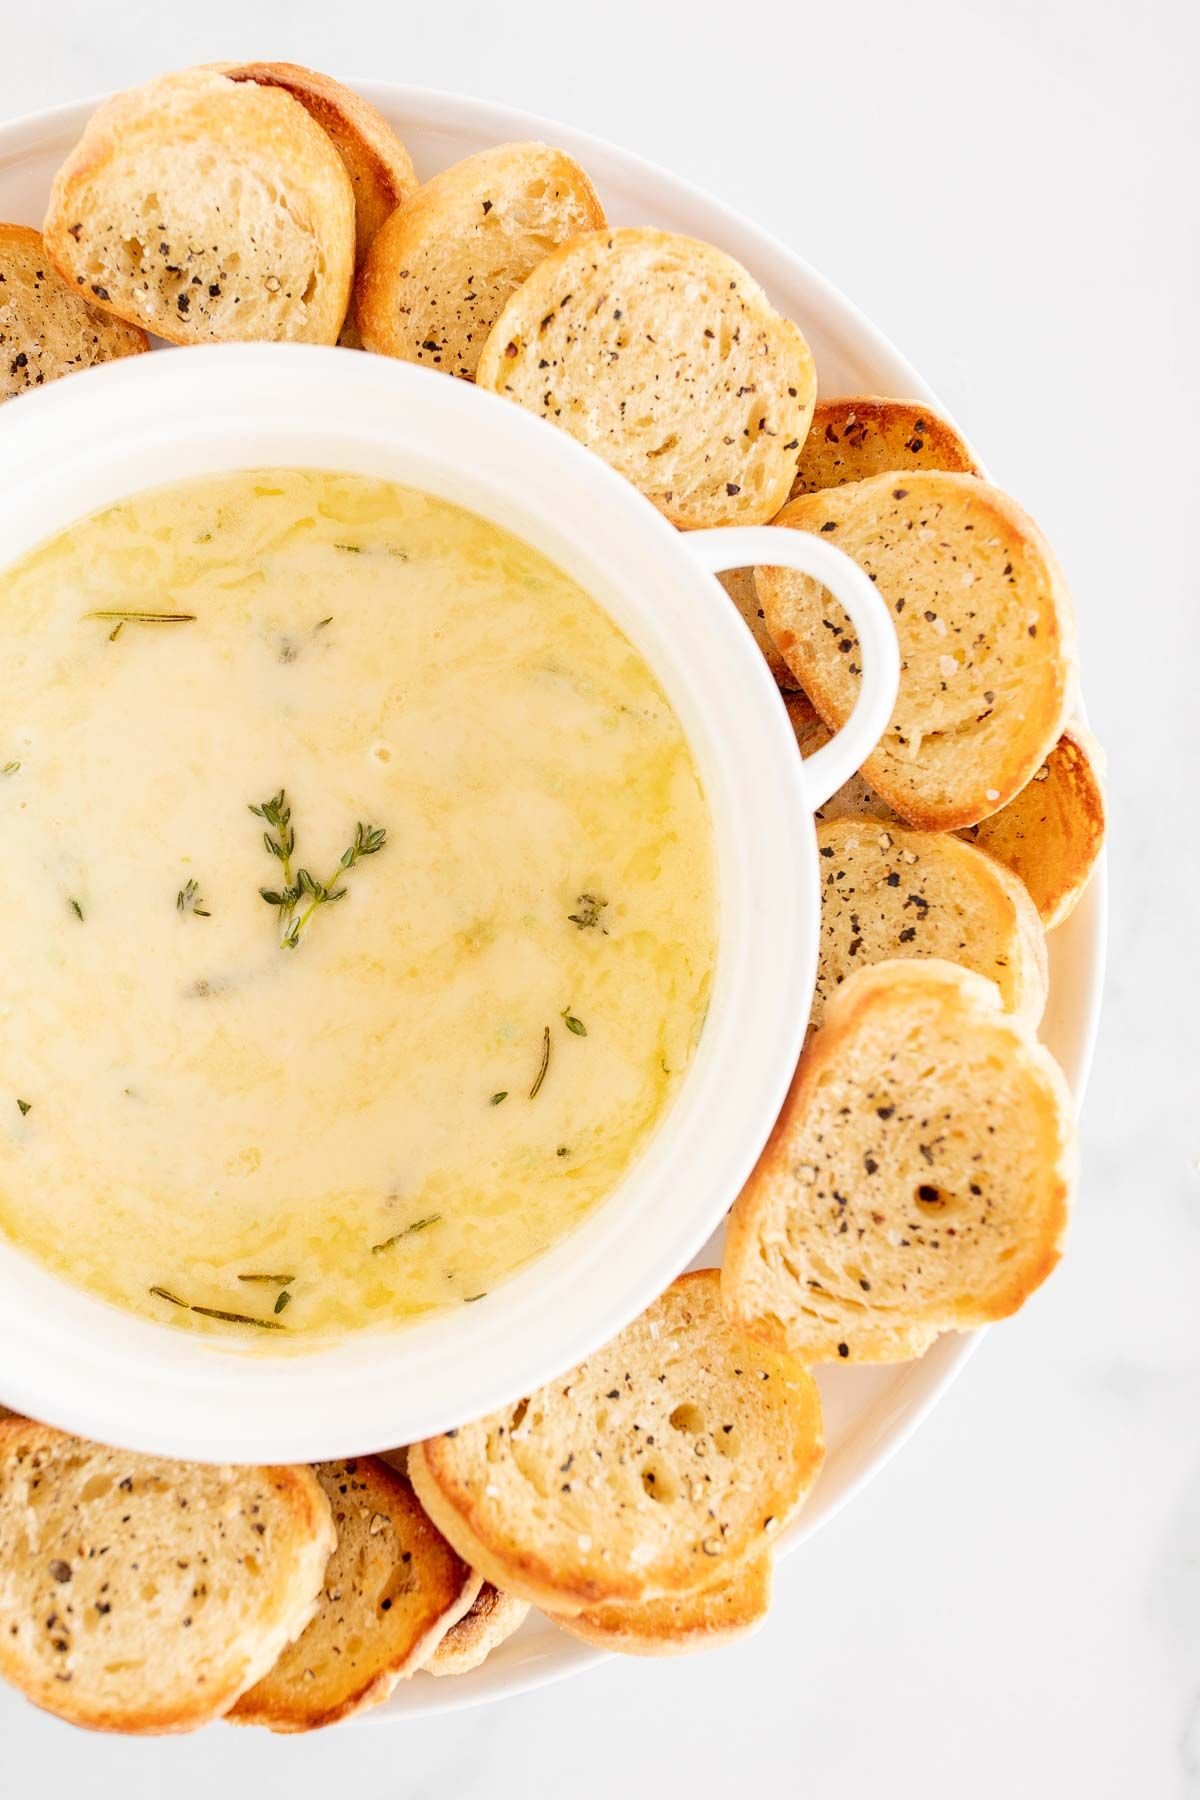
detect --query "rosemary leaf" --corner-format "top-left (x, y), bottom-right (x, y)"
top-left (84, 609), bottom-right (196, 624)
top-left (237, 1272), bottom-right (296, 1286)
top-left (69, 898), bottom-right (84, 922)
top-left (190, 1305), bottom-right (286, 1331)
top-left (149, 1285), bottom-right (188, 1308)
top-left (464, 1292), bottom-right (487, 1303)
top-left (371, 1213), bottom-right (443, 1255)
top-left (2, 761), bottom-right (20, 776)
top-left (529, 1026), bottom-right (551, 1098)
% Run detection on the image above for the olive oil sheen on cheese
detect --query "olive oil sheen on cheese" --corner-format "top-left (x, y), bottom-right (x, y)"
top-left (0, 470), bottom-right (716, 1342)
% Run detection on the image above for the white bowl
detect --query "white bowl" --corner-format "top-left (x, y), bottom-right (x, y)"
top-left (0, 343), bottom-right (899, 1463)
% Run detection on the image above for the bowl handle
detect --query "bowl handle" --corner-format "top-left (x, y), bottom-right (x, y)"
top-left (684, 526), bottom-right (901, 808)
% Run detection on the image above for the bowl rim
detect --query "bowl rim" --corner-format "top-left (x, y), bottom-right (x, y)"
top-left (0, 341), bottom-right (827, 1463)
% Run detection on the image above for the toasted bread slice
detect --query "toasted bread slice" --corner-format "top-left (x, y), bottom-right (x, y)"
top-left (1, 222), bottom-right (147, 400)
top-left (786, 689), bottom-right (895, 819)
top-left (357, 142), bottom-right (605, 380)
top-left (719, 566), bottom-right (799, 687)
top-left (723, 959), bottom-right (1075, 1364)
top-left (220, 63), bottom-right (416, 265)
top-left (758, 471), bottom-right (1076, 830)
top-left (791, 397), bottom-right (979, 498)
top-left (477, 228), bottom-right (816, 528)
top-left (790, 693), bottom-right (1104, 925)
top-left (409, 1270), bottom-right (824, 1616)
top-left (44, 68), bottom-right (355, 346)
top-left (961, 725), bottom-right (1105, 928)
top-left (423, 1582), bottom-right (530, 1677)
top-left (551, 1551), bottom-right (772, 1657)
top-left (0, 1421), bottom-right (333, 1734)
top-left (231, 1458), bottom-right (477, 1731)
top-left (812, 817), bottom-right (1047, 1032)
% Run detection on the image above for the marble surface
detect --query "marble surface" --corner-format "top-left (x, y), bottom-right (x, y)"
top-left (1, 0), bottom-right (1196, 1792)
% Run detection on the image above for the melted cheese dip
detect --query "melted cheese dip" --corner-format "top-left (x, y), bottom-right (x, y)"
top-left (0, 470), bottom-right (715, 1342)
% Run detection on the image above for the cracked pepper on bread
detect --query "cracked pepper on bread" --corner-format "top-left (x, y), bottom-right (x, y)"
top-left (812, 815), bottom-right (1048, 1031)
top-left (758, 471), bottom-right (1077, 830)
top-left (408, 1270), bottom-right (824, 1616)
top-left (476, 227), bottom-right (816, 528)
top-left (722, 959), bottom-right (1076, 1364)
top-left (0, 1422), bottom-right (333, 1733)
top-left (43, 68), bottom-right (356, 345)
top-left (0, 222), bottom-right (147, 400)
top-left (357, 142), bottom-right (605, 379)
top-left (231, 1458), bottom-right (478, 1731)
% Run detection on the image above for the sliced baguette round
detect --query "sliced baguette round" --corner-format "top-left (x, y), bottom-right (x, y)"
top-left (409, 1269), bottom-right (824, 1616)
top-left (550, 1550), bottom-right (772, 1657)
top-left (44, 67), bottom-right (355, 346)
top-left (230, 1458), bottom-right (477, 1731)
top-left (757, 471), bottom-right (1077, 830)
top-left (1, 222), bottom-right (147, 400)
top-left (961, 724), bottom-right (1105, 928)
top-left (719, 565), bottom-right (799, 687)
top-left (0, 1421), bottom-right (333, 1734)
top-left (357, 142), bottom-right (605, 380)
top-left (786, 689), bottom-right (895, 820)
top-left (812, 816), bottom-right (1047, 1032)
top-left (791, 396), bottom-right (980, 499)
top-left (219, 62), bottom-right (417, 265)
top-left (723, 959), bottom-right (1076, 1364)
top-left (423, 1582), bottom-right (530, 1677)
top-left (476, 227), bottom-right (816, 528)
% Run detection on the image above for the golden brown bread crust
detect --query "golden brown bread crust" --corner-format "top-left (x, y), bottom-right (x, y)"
top-left (722, 960), bottom-right (1076, 1364)
top-left (0, 222), bottom-right (147, 400)
top-left (960, 725), bottom-right (1105, 928)
top-left (356, 141), bottom-right (605, 379)
top-left (218, 62), bottom-right (417, 263)
top-left (230, 1458), bottom-right (478, 1731)
top-left (0, 1421), bottom-right (333, 1734)
top-left (551, 1551), bottom-right (773, 1656)
top-left (791, 396), bottom-right (980, 498)
top-left (410, 1270), bottom-right (824, 1616)
top-left (423, 1581), bottom-right (530, 1676)
top-left (44, 68), bottom-right (356, 346)
top-left (759, 471), bottom-right (1077, 830)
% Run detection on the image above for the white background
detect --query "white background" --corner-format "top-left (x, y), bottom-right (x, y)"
top-left (2, 0), bottom-right (1197, 1794)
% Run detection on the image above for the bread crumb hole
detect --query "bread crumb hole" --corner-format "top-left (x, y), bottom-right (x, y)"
top-left (668, 1402), bottom-right (705, 1435)
top-left (640, 1459), bottom-right (679, 1504)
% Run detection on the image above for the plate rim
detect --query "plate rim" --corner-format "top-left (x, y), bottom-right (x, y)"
top-left (0, 78), bottom-right (1107, 1722)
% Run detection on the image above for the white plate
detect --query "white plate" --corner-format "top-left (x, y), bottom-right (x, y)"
top-left (0, 83), bottom-right (1105, 1719)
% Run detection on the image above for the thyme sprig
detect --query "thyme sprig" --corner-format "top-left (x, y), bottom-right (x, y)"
top-left (253, 792), bottom-right (386, 949)
top-left (568, 893), bottom-right (608, 931)
top-left (177, 878), bottom-right (210, 917)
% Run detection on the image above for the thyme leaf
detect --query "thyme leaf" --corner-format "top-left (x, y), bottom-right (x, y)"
top-left (16, 1099), bottom-right (31, 1116)
top-left (2, 761), bottom-right (19, 775)
top-left (464, 1292), bottom-right (487, 1303)
top-left (149, 1285), bottom-right (286, 1329)
top-left (69, 898), bottom-right (84, 922)
top-left (529, 1026), bottom-right (551, 1098)
top-left (490, 1091), bottom-right (508, 1106)
top-left (273, 1290), bottom-right (292, 1315)
top-left (176, 878), bottom-right (210, 917)
top-left (567, 893), bottom-right (608, 931)
top-left (371, 1213), bottom-right (442, 1255)
top-left (562, 1010), bottom-right (587, 1037)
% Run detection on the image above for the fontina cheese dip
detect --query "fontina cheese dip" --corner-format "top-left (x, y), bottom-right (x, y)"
top-left (0, 470), bottom-right (716, 1342)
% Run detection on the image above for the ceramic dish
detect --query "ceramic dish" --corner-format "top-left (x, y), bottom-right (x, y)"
top-left (0, 83), bottom-right (1105, 1717)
